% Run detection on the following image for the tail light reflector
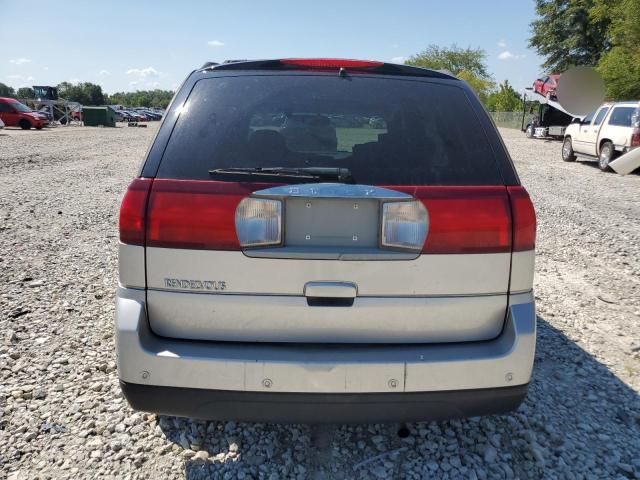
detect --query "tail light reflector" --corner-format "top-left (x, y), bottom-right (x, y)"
top-left (145, 180), bottom-right (260, 250)
top-left (119, 178), bottom-right (153, 245)
top-left (508, 186), bottom-right (537, 251)
top-left (381, 201), bottom-right (428, 251)
top-left (125, 181), bottom-right (535, 255)
top-left (235, 198), bottom-right (282, 247)
top-left (406, 186), bottom-right (512, 254)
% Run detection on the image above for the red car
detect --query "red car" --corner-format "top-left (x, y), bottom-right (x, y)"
top-left (0, 97), bottom-right (49, 130)
top-left (533, 74), bottom-right (560, 100)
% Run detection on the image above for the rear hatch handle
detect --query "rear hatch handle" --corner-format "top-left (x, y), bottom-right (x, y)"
top-left (304, 281), bottom-right (357, 307)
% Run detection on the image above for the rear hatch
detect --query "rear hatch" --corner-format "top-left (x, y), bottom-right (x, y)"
top-left (134, 62), bottom-right (530, 343)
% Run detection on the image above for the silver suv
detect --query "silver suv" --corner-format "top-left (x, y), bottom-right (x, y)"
top-left (116, 58), bottom-right (537, 423)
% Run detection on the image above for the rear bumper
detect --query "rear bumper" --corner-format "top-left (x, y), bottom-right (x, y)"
top-left (120, 381), bottom-right (529, 423)
top-left (116, 288), bottom-right (536, 422)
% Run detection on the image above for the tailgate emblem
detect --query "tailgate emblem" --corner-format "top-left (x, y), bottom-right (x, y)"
top-left (164, 278), bottom-right (227, 291)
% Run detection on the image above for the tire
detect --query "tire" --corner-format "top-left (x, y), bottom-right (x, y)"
top-left (525, 125), bottom-right (534, 138)
top-left (19, 119), bottom-right (31, 130)
top-left (598, 141), bottom-right (615, 171)
top-left (35, 126), bottom-right (43, 130)
top-left (562, 137), bottom-right (577, 162)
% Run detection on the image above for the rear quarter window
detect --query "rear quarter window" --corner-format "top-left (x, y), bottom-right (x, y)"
top-left (608, 107), bottom-right (636, 127)
top-left (157, 75), bottom-right (506, 185)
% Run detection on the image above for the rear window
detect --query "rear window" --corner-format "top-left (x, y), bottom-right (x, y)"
top-left (157, 75), bottom-right (503, 185)
top-left (608, 107), bottom-right (636, 127)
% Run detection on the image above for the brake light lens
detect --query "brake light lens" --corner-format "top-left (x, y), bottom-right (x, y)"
top-left (404, 186), bottom-right (512, 254)
top-left (381, 201), bottom-right (428, 251)
top-left (280, 58), bottom-right (383, 69)
top-left (508, 186), bottom-right (536, 251)
top-left (145, 180), bottom-right (257, 250)
top-left (119, 178), bottom-right (152, 245)
top-left (235, 197), bottom-right (282, 247)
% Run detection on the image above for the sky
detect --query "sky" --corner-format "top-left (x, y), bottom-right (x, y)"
top-left (0, 0), bottom-right (544, 95)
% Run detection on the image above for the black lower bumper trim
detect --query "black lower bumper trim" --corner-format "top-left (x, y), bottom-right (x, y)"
top-left (120, 381), bottom-right (528, 423)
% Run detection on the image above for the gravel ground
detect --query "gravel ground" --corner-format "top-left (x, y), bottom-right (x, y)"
top-left (1, 125), bottom-right (639, 479)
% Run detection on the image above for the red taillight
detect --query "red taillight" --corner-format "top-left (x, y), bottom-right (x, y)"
top-left (132, 180), bottom-right (536, 254)
top-left (406, 186), bottom-right (513, 254)
top-left (508, 186), bottom-right (536, 252)
top-left (280, 58), bottom-right (384, 69)
top-left (146, 180), bottom-right (266, 250)
top-left (631, 128), bottom-right (640, 147)
top-left (119, 178), bottom-right (153, 245)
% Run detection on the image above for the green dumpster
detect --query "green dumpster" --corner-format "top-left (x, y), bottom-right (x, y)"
top-left (82, 106), bottom-right (116, 127)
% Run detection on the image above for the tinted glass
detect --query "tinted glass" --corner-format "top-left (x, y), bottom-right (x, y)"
top-left (12, 102), bottom-right (32, 113)
top-left (158, 75), bottom-right (503, 185)
top-left (0, 103), bottom-right (14, 113)
top-left (582, 111), bottom-right (596, 124)
top-left (608, 107), bottom-right (635, 127)
top-left (593, 107), bottom-right (609, 126)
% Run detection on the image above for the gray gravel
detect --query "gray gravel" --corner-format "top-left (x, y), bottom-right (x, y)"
top-left (1, 125), bottom-right (639, 479)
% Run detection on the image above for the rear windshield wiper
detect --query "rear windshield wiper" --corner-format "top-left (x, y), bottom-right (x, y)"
top-left (208, 167), bottom-right (355, 183)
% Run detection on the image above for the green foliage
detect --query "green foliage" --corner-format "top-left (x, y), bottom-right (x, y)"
top-left (406, 44), bottom-right (491, 78)
top-left (593, 0), bottom-right (640, 99)
top-left (0, 82), bottom-right (16, 98)
top-left (406, 45), bottom-right (495, 102)
top-left (57, 82), bottom-right (105, 105)
top-left (456, 71), bottom-right (495, 104)
top-left (16, 87), bottom-right (35, 99)
top-left (529, 0), bottom-right (611, 71)
top-left (105, 90), bottom-right (174, 109)
top-left (485, 80), bottom-right (523, 112)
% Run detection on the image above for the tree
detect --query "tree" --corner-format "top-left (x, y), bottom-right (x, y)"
top-left (0, 82), bottom-right (16, 97)
top-left (16, 87), bottom-right (35, 99)
top-left (406, 44), bottom-right (490, 78)
top-left (529, 0), bottom-right (611, 72)
top-left (105, 89), bottom-right (174, 109)
top-left (485, 80), bottom-right (523, 112)
top-left (593, 0), bottom-right (640, 99)
top-left (405, 45), bottom-right (494, 102)
top-left (56, 82), bottom-right (104, 105)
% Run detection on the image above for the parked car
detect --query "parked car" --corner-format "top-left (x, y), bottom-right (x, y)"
top-left (120, 110), bottom-right (136, 122)
top-left (107, 106), bottom-right (124, 122)
top-left (533, 74), bottom-right (560, 100)
top-left (562, 101), bottom-right (640, 170)
top-left (0, 97), bottom-right (49, 129)
top-left (37, 107), bottom-right (53, 122)
top-left (116, 58), bottom-right (537, 423)
top-left (144, 111), bottom-right (163, 120)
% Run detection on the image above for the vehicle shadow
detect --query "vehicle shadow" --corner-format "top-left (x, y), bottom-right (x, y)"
top-left (158, 316), bottom-right (640, 480)
top-left (574, 158), bottom-right (640, 176)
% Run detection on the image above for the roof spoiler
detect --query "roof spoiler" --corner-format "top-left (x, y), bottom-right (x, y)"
top-left (197, 58), bottom-right (457, 80)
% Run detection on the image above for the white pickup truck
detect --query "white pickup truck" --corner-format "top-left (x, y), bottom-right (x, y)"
top-left (562, 101), bottom-right (640, 171)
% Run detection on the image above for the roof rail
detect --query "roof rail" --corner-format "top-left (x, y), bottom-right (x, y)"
top-left (196, 58), bottom-right (457, 80)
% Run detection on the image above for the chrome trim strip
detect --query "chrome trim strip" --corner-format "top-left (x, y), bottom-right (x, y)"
top-left (252, 183), bottom-right (412, 200)
top-left (145, 287), bottom-right (512, 298)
